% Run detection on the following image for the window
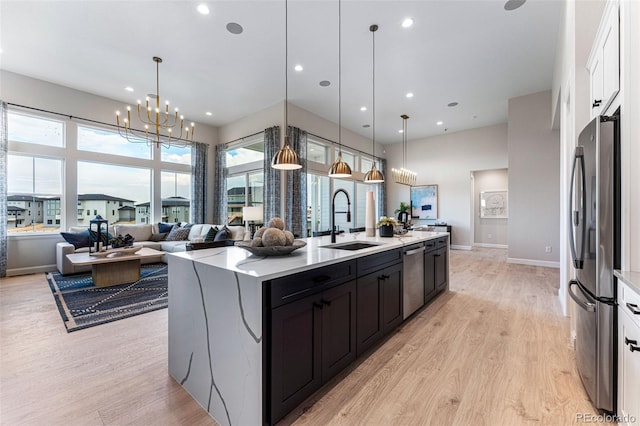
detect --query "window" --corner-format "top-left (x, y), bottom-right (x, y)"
top-left (226, 140), bottom-right (264, 167)
top-left (161, 171), bottom-right (191, 223)
top-left (78, 126), bottom-right (151, 160)
top-left (161, 145), bottom-right (191, 165)
top-left (7, 154), bottom-right (63, 233)
top-left (305, 137), bottom-right (381, 237)
top-left (224, 135), bottom-right (265, 224)
top-left (78, 162), bottom-right (150, 225)
top-left (8, 112), bottom-right (64, 147)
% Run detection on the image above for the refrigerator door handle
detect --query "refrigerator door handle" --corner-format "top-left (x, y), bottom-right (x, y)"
top-left (569, 280), bottom-right (596, 312)
top-left (569, 147), bottom-right (587, 269)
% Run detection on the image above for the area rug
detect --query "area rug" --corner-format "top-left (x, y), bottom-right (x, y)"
top-left (46, 263), bottom-right (168, 332)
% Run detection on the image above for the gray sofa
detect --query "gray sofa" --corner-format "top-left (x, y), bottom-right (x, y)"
top-left (56, 223), bottom-right (249, 275)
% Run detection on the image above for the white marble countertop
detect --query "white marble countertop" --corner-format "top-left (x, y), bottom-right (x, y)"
top-left (169, 230), bottom-right (448, 281)
top-left (614, 270), bottom-right (640, 295)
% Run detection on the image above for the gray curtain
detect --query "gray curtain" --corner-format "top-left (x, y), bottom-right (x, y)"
top-left (213, 143), bottom-right (227, 224)
top-left (190, 142), bottom-right (208, 224)
top-left (263, 126), bottom-right (281, 222)
top-left (286, 126), bottom-right (307, 238)
top-left (0, 101), bottom-right (7, 277)
top-left (377, 158), bottom-right (387, 218)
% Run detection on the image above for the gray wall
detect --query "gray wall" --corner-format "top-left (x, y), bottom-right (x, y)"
top-left (385, 124), bottom-right (508, 249)
top-left (473, 168), bottom-right (508, 246)
top-left (507, 90), bottom-right (560, 265)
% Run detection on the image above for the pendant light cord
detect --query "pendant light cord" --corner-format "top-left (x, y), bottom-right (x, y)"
top-left (338, 0), bottom-right (342, 155)
top-left (372, 25), bottom-right (376, 160)
top-left (285, 0), bottom-right (288, 135)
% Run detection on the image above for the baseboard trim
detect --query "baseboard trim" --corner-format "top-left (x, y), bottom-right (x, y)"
top-left (506, 257), bottom-right (560, 269)
top-left (474, 243), bottom-right (508, 249)
top-left (6, 264), bottom-right (57, 277)
top-left (450, 245), bottom-right (472, 251)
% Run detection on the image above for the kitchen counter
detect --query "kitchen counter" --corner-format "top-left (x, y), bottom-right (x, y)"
top-left (167, 231), bottom-right (449, 426)
top-left (615, 270), bottom-right (640, 295)
top-left (170, 230), bottom-right (448, 281)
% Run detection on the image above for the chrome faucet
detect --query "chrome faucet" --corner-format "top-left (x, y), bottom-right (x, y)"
top-left (331, 189), bottom-right (351, 243)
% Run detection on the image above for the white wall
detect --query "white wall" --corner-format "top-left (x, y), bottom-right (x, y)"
top-left (385, 124), bottom-right (508, 249)
top-left (507, 90), bottom-right (560, 267)
top-left (473, 168), bottom-right (509, 247)
top-left (1, 71), bottom-right (219, 275)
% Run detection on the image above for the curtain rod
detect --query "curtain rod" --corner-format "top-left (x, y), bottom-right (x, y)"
top-left (224, 130), bottom-right (265, 146)
top-left (307, 131), bottom-right (381, 160)
top-left (6, 102), bottom-right (196, 144)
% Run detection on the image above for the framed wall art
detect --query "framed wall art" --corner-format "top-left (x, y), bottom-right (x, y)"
top-left (410, 184), bottom-right (438, 220)
top-left (480, 190), bottom-right (508, 218)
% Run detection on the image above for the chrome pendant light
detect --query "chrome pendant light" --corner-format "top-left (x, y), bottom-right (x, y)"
top-left (364, 24), bottom-right (384, 183)
top-left (328, 0), bottom-right (352, 178)
top-left (392, 114), bottom-right (417, 186)
top-left (272, 0), bottom-right (302, 170)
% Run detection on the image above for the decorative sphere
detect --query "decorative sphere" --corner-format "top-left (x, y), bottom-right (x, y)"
top-left (262, 228), bottom-right (286, 246)
top-left (283, 230), bottom-right (295, 246)
top-left (267, 217), bottom-right (285, 230)
top-left (251, 237), bottom-right (263, 247)
top-left (254, 227), bottom-right (267, 239)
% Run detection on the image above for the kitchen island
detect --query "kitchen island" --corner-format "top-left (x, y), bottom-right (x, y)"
top-left (167, 231), bottom-right (449, 425)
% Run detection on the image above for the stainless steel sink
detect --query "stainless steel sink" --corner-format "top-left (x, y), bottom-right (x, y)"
top-left (320, 241), bottom-right (382, 251)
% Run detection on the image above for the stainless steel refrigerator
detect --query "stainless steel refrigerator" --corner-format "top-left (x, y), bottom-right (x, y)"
top-left (569, 111), bottom-right (620, 413)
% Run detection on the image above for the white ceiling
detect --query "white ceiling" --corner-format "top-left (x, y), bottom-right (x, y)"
top-left (0, 0), bottom-right (562, 144)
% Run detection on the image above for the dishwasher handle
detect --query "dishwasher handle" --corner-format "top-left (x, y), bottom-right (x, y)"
top-left (405, 246), bottom-right (425, 256)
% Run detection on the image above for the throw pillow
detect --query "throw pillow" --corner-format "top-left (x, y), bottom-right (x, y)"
top-left (214, 226), bottom-right (231, 242)
top-left (204, 227), bottom-right (219, 242)
top-left (166, 225), bottom-right (190, 241)
top-left (158, 222), bottom-right (175, 233)
top-left (60, 230), bottom-right (91, 249)
top-left (150, 232), bottom-right (168, 242)
top-left (89, 230), bottom-right (113, 246)
top-left (181, 223), bottom-right (194, 229)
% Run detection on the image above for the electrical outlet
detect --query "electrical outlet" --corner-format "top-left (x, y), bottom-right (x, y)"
top-left (545, 246), bottom-right (552, 253)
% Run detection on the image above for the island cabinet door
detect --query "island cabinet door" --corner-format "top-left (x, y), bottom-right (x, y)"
top-left (270, 293), bottom-right (322, 424)
top-left (424, 246), bottom-right (437, 302)
top-left (434, 246), bottom-right (447, 291)
top-left (321, 280), bottom-right (357, 383)
top-left (381, 262), bottom-right (403, 335)
top-left (356, 272), bottom-right (383, 356)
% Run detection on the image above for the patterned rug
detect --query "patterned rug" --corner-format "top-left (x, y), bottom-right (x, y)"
top-left (46, 263), bottom-right (168, 332)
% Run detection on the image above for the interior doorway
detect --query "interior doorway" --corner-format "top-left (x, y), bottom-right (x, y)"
top-left (471, 168), bottom-right (509, 248)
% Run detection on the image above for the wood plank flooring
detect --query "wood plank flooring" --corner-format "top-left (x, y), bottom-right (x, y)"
top-left (0, 248), bottom-right (598, 425)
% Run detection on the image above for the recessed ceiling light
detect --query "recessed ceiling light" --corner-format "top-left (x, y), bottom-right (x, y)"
top-left (205, 112), bottom-right (213, 116)
top-left (360, 106), bottom-right (367, 111)
top-left (362, 124), bottom-right (370, 128)
top-left (406, 92), bottom-right (414, 98)
top-left (319, 80), bottom-right (331, 87)
top-left (125, 86), bottom-right (134, 92)
top-left (436, 121), bottom-right (443, 126)
top-left (226, 22), bottom-right (243, 34)
top-left (447, 102), bottom-right (459, 107)
top-left (197, 4), bottom-right (210, 15)
top-left (402, 18), bottom-right (414, 28)
top-left (398, 129), bottom-right (404, 133)
top-left (504, 0), bottom-right (526, 11)
top-left (294, 64), bottom-right (303, 72)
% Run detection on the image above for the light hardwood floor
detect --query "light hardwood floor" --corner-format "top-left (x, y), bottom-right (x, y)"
top-left (0, 248), bottom-right (598, 425)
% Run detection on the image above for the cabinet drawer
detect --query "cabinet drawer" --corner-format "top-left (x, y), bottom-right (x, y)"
top-left (270, 260), bottom-right (356, 308)
top-left (357, 248), bottom-right (402, 276)
top-left (619, 279), bottom-right (640, 330)
top-left (424, 238), bottom-right (447, 250)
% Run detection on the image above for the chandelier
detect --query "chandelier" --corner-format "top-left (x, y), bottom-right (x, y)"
top-left (391, 114), bottom-right (417, 186)
top-left (116, 57), bottom-right (194, 148)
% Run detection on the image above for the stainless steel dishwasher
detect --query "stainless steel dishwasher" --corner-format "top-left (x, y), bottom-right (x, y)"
top-left (403, 243), bottom-right (425, 319)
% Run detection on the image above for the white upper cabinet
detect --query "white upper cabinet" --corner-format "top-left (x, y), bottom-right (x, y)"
top-left (587, 0), bottom-right (620, 118)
